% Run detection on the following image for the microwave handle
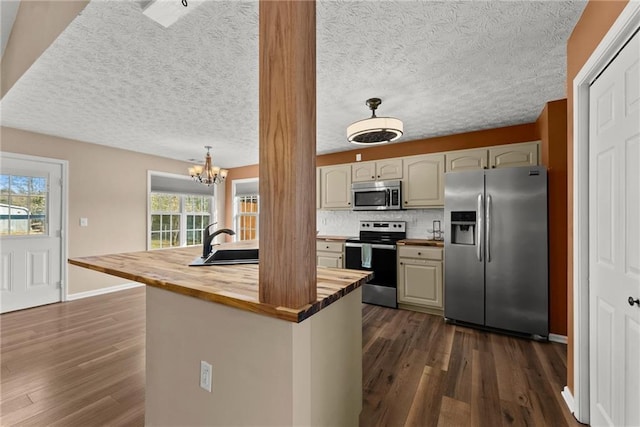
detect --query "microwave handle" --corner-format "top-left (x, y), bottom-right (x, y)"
top-left (385, 189), bottom-right (391, 206)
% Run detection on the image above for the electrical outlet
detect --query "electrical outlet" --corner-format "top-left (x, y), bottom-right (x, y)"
top-left (200, 361), bottom-right (212, 392)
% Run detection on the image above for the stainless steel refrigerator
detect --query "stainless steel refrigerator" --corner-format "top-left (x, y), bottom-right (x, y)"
top-left (444, 166), bottom-right (548, 338)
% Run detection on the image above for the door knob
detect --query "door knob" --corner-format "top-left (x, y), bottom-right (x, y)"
top-left (629, 297), bottom-right (640, 307)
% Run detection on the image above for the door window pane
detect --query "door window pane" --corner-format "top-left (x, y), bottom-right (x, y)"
top-left (0, 174), bottom-right (48, 236)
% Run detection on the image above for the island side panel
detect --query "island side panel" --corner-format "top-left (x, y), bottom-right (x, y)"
top-left (292, 287), bottom-right (363, 426)
top-left (145, 286), bottom-right (295, 426)
top-left (146, 285), bottom-right (364, 426)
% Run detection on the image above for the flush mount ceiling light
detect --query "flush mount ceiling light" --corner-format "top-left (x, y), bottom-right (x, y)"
top-left (189, 146), bottom-right (228, 186)
top-left (347, 98), bottom-right (403, 145)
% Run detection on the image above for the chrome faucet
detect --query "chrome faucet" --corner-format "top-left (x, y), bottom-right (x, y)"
top-left (202, 224), bottom-right (236, 258)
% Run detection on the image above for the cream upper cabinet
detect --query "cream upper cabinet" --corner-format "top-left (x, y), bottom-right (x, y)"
top-left (351, 161), bottom-right (376, 182)
top-left (376, 159), bottom-right (403, 180)
top-left (489, 141), bottom-right (539, 168)
top-left (402, 154), bottom-right (445, 208)
top-left (445, 148), bottom-right (488, 172)
top-left (320, 164), bottom-right (351, 209)
top-left (352, 159), bottom-right (403, 182)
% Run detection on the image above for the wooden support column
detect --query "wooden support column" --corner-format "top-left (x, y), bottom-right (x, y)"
top-left (258, 0), bottom-right (317, 307)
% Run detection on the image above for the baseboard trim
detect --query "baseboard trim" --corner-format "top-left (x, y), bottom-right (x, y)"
top-left (561, 386), bottom-right (575, 415)
top-left (66, 282), bottom-right (143, 301)
top-left (549, 333), bottom-right (568, 344)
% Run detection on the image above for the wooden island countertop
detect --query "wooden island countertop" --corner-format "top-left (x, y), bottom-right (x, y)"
top-left (69, 242), bottom-right (372, 323)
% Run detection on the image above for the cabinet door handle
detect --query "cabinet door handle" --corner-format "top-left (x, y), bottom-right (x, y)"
top-left (400, 262), bottom-right (403, 265)
top-left (418, 252), bottom-right (422, 255)
top-left (326, 246), bottom-right (329, 249)
top-left (371, 176), bottom-right (375, 179)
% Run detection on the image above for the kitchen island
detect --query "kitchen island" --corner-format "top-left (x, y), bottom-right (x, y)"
top-left (69, 243), bottom-right (372, 426)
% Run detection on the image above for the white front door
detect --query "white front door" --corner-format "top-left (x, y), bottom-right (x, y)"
top-left (588, 30), bottom-right (640, 427)
top-left (0, 154), bottom-right (64, 313)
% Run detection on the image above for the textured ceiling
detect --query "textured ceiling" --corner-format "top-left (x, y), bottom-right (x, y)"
top-left (0, 0), bottom-right (587, 168)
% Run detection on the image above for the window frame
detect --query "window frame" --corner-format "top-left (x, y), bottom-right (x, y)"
top-left (147, 171), bottom-right (216, 250)
top-left (232, 178), bottom-right (259, 242)
top-left (0, 173), bottom-right (49, 237)
top-left (234, 194), bottom-right (259, 241)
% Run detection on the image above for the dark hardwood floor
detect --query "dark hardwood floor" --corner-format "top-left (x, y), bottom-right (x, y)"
top-left (1, 287), bottom-right (580, 426)
top-left (1, 288), bottom-right (146, 426)
top-left (360, 304), bottom-right (581, 427)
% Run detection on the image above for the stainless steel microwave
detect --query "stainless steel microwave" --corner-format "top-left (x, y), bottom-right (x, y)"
top-left (351, 180), bottom-right (402, 211)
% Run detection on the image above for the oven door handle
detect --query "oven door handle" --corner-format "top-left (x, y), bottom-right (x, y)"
top-left (345, 242), bottom-right (396, 250)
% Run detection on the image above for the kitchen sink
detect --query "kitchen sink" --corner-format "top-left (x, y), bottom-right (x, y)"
top-left (189, 248), bottom-right (259, 266)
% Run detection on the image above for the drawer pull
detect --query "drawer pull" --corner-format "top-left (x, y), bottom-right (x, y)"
top-left (418, 252), bottom-right (422, 255)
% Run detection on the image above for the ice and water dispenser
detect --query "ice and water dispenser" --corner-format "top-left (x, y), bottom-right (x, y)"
top-left (450, 211), bottom-right (476, 245)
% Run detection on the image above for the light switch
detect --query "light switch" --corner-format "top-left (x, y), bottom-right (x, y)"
top-left (356, 153), bottom-right (362, 162)
top-left (80, 218), bottom-right (88, 227)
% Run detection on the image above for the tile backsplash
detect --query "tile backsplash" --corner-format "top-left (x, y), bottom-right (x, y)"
top-left (317, 209), bottom-right (444, 239)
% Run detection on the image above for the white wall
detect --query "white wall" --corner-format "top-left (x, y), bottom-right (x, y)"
top-left (1, 126), bottom-right (193, 295)
top-left (317, 208), bottom-right (444, 239)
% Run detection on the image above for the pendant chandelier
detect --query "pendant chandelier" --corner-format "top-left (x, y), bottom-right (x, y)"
top-left (188, 146), bottom-right (228, 186)
top-left (347, 98), bottom-right (403, 145)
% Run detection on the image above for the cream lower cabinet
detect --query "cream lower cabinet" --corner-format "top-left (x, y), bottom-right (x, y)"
top-left (397, 246), bottom-right (443, 314)
top-left (316, 241), bottom-right (344, 268)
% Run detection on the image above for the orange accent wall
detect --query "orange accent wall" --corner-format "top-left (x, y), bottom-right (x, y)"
top-left (565, 0), bottom-right (629, 393)
top-left (317, 123), bottom-right (538, 166)
top-left (224, 123), bottom-right (540, 228)
top-left (536, 99), bottom-right (568, 337)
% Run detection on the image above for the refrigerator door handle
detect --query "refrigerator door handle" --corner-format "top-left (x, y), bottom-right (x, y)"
top-left (486, 194), bottom-right (492, 262)
top-left (477, 193), bottom-right (483, 262)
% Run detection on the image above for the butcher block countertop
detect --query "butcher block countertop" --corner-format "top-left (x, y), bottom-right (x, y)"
top-left (397, 239), bottom-right (444, 247)
top-left (69, 242), bottom-right (372, 323)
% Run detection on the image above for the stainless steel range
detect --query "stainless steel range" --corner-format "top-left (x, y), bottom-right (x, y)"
top-left (345, 221), bottom-right (406, 308)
